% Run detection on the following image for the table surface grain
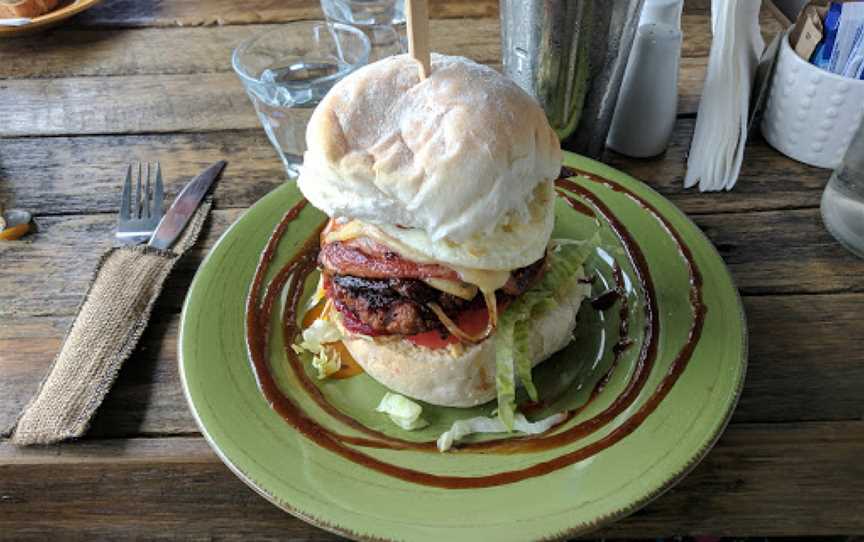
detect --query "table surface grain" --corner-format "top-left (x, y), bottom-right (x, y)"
top-left (1, 1), bottom-right (863, 539)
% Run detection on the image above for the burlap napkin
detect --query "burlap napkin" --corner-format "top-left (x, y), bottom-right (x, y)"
top-left (6, 200), bottom-right (212, 446)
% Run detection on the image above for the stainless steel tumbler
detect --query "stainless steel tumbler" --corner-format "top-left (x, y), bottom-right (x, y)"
top-left (501, 0), bottom-right (645, 158)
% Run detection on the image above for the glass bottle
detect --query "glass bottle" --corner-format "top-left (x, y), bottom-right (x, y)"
top-left (821, 118), bottom-right (864, 258)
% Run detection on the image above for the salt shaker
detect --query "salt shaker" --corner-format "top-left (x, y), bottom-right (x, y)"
top-left (607, 0), bottom-right (683, 157)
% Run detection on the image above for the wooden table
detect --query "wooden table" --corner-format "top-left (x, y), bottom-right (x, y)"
top-left (2, 1), bottom-right (863, 539)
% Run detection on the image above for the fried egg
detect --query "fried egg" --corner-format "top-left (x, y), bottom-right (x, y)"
top-left (376, 180), bottom-right (555, 271)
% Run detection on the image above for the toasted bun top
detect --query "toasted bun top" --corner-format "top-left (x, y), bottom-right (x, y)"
top-left (297, 53), bottom-right (561, 243)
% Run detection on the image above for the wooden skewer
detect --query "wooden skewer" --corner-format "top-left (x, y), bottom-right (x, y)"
top-left (406, 0), bottom-right (431, 79)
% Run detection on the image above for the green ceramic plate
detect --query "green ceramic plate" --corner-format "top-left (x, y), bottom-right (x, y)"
top-left (180, 153), bottom-right (747, 541)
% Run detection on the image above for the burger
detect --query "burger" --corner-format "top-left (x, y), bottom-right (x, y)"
top-left (296, 54), bottom-right (591, 429)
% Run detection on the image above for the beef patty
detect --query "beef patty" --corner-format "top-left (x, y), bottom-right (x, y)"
top-left (326, 256), bottom-right (547, 336)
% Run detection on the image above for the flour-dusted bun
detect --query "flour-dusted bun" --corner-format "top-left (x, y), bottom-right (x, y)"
top-left (297, 53), bottom-right (561, 246)
top-left (339, 272), bottom-right (590, 407)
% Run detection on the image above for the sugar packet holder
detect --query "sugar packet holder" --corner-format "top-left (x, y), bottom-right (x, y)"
top-left (762, 27), bottom-right (864, 169)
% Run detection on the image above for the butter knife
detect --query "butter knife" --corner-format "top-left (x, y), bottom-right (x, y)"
top-left (149, 160), bottom-right (226, 250)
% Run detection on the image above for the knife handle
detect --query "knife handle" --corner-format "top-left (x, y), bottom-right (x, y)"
top-left (8, 200), bottom-right (212, 446)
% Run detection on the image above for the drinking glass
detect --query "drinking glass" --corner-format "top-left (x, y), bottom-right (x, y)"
top-left (321, 0), bottom-right (405, 27)
top-left (821, 117), bottom-right (864, 259)
top-left (363, 24), bottom-right (406, 61)
top-left (232, 23), bottom-right (371, 178)
top-left (321, 0), bottom-right (406, 46)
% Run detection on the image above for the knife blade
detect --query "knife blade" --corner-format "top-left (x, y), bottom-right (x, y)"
top-left (148, 160), bottom-right (226, 250)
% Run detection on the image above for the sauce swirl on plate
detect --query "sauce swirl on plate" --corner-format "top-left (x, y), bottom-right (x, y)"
top-left (245, 168), bottom-right (706, 488)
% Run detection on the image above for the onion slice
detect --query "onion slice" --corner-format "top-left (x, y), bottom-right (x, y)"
top-left (427, 289), bottom-right (498, 344)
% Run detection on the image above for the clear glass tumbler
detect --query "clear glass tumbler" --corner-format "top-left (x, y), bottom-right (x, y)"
top-left (821, 117), bottom-right (864, 259)
top-left (321, 0), bottom-right (406, 47)
top-left (232, 23), bottom-right (371, 178)
top-left (363, 24), bottom-right (407, 61)
top-left (321, 0), bottom-right (405, 27)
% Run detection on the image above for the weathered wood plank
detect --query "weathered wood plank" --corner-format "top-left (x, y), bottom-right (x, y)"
top-left (0, 13), bottom-right (785, 80)
top-left (0, 4), bottom-right (783, 137)
top-left (64, 0), bottom-right (779, 37)
top-left (0, 131), bottom-right (285, 217)
top-left (0, 209), bottom-right (239, 318)
top-left (604, 123), bottom-right (830, 214)
top-left (73, 0), bottom-right (499, 28)
top-left (737, 294), bottom-right (864, 424)
top-left (684, 0), bottom-right (710, 14)
top-left (0, 19), bottom-right (500, 80)
top-left (1, 422), bottom-right (862, 538)
top-left (694, 209), bottom-right (864, 295)
top-left (0, 120), bottom-right (828, 219)
top-left (0, 61), bottom-right (709, 138)
top-left (0, 72), bottom-right (256, 137)
top-left (3, 206), bottom-right (862, 320)
top-left (3, 292), bottom-right (863, 437)
top-left (0, 435), bottom-right (210, 464)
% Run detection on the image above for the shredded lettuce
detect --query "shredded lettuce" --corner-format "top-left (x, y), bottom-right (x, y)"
top-left (437, 412), bottom-right (568, 452)
top-left (310, 349), bottom-right (341, 379)
top-left (293, 319), bottom-right (343, 355)
top-left (493, 319), bottom-right (517, 430)
top-left (292, 318), bottom-right (344, 379)
top-left (493, 236), bottom-right (596, 429)
top-left (513, 319), bottom-right (536, 401)
top-left (376, 392), bottom-right (429, 430)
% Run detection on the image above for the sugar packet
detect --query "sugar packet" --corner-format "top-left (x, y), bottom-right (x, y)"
top-left (828, 1), bottom-right (864, 72)
top-left (794, 6), bottom-right (824, 60)
top-left (841, 19), bottom-right (864, 77)
top-left (813, 2), bottom-right (843, 68)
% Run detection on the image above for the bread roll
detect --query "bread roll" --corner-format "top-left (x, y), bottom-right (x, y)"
top-left (0, 0), bottom-right (58, 18)
top-left (298, 54), bottom-right (561, 245)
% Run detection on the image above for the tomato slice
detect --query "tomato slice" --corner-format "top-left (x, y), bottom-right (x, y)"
top-left (406, 329), bottom-right (459, 349)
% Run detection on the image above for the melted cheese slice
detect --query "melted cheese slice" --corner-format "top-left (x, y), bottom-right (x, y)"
top-left (422, 278), bottom-right (478, 300)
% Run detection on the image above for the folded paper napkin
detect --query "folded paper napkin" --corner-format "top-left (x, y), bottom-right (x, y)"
top-left (685, 0), bottom-right (765, 191)
top-left (5, 200), bottom-right (212, 446)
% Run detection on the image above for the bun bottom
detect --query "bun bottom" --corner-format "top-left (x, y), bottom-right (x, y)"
top-left (340, 270), bottom-right (590, 407)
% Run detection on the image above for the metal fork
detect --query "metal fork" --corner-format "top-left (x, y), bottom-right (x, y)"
top-left (116, 162), bottom-right (164, 245)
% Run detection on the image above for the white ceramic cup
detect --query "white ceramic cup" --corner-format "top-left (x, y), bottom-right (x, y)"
top-left (761, 29), bottom-right (864, 169)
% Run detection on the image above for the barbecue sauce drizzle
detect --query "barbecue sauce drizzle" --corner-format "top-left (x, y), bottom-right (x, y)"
top-left (245, 168), bottom-right (706, 488)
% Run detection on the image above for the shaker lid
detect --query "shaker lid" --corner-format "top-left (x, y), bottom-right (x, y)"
top-left (640, 0), bottom-right (683, 29)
